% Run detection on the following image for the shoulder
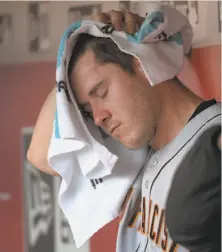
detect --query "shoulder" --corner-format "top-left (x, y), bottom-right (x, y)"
top-left (165, 125), bottom-right (221, 251)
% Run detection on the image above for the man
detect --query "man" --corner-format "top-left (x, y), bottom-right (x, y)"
top-left (27, 10), bottom-right (221, 252)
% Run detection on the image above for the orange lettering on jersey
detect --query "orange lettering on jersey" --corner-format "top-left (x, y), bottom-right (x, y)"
top-left (141, 197), bottom-right (146, 234)
top-left (118, 187), bottom-right (134, 223)
top-left (155, 209), bottom-right (165, 245)
top-left (161, 220), bottom-right (168, 251)
top-left (169, 241), bottom-right (178, 252)
top-left (147, 198), bottom-right (152, 235)
top-left (137, 198), bottom-right (144, 234)
top-left (126, 196), bottom-right (179, 251)
top-left (137, 221), bottom-right (145, 234)
top-left (150, 204), bottom-right (159, 241)
top-left (128, 211), bottom-right (142, 229)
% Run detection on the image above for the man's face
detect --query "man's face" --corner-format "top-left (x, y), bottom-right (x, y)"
top-left (70, 49), bottom-right (158, 149)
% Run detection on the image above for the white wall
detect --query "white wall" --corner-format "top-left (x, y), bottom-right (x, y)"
top-left (0, 1), bottom-right (120, 65)
top-left (0, 1), bottom-right (220, 65)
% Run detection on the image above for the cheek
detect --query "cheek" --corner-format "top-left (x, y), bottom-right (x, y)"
top-left (110, 87), bottom-right (134, 115)
top-left (108, 78), bottom-right (150, 120)
top-left (112, 95), bottom-right (139, 124)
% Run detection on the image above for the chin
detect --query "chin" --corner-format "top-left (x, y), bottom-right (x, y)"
top-left (121, 136), bottom-right (148, 150)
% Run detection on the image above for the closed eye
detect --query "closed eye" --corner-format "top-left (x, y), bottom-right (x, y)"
top-left (99, 89), bottom-right (108, 99)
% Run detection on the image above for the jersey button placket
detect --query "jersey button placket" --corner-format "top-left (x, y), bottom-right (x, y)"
top-left (145, 180), bottom-right (149, 189)
top-left (152, 158), bottom-right (158, 166)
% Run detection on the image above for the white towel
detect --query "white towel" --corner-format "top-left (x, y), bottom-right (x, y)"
top-left (48, 3), bottom-right (193, 248)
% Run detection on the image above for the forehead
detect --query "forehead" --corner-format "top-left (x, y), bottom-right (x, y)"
top-left (70, 50), bottom-right (103, 99)
top-left (71, 49), bottom-right (99, 80)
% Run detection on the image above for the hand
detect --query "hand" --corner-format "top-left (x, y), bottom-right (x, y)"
top-left (94, 10), bottom-right (145, 34)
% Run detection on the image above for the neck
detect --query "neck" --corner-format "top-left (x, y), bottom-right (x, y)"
top-left (151, 81), bottom-right (203, 150)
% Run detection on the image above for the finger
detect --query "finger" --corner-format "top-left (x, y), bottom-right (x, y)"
top-left (94, 12), bottom-right (110, 24)
top-left (108, 10), bottom-right (123, 30)
top-left (123, 10), bottom-right (137, 34)
top-left (136, 14), bottom-right (145, 27)
top-left (135, 14), bottom-right (145, 32)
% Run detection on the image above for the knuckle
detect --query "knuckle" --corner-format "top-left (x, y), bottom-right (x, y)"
top-left (108, 9), bottom-right (116, 15)
top-left (94, 13), bottom-right (102, 20)
top-left (109, 10), bottom-right (121, 19)
top-left (94, 12), bottom-right (109, 22)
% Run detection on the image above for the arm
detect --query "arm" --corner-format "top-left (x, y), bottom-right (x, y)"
top-left (27, 88), bottom-right (59, 176)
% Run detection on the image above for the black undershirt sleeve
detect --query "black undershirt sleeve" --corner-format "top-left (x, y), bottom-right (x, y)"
top-left (165, 125), bottom-right (221, 252)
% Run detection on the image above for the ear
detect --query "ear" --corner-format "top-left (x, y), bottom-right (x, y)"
top-left (132, 57), bottom-right (144, 74)
top-left (132, 57), bottom-right (148, 81)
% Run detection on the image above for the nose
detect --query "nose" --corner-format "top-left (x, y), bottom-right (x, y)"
top-left (92, 104), bottom-right (110, 128)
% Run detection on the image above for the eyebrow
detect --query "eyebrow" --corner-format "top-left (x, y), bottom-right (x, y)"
top-left (78, 80), bottom-right (104, 109)
top-left (88, 80), bottom-right (104, 96)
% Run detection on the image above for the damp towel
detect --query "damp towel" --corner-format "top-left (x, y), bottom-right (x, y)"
top-left (47, 3), bottom-right (193, 248)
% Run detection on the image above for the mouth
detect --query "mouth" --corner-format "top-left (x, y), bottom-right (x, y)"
top-left (110, 125), bottom-right (120, 136)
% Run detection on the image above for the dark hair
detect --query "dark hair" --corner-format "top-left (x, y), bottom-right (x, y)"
top-left (68, 33), bottom-right (135, 81)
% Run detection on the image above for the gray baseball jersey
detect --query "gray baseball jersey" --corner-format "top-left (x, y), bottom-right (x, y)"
top-left (116, 102), bottom-right (221, 252)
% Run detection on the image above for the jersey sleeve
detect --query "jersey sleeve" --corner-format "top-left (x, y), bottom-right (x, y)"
top-left (165, 125), bottom-right (221, 252)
